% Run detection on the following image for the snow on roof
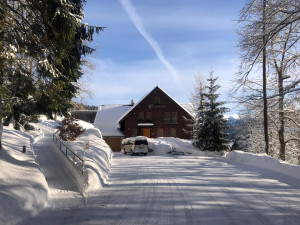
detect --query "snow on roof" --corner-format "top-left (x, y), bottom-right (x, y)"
top-left (94, 104), bottom-right (132, 137)
top-left (180, 103), bottom-right (195, 117)
top-left (98, 104), bottom-right (125, 111)
top-left (118, 86), bottom-right (194, 123)
top-left (95, 87), bottom-right (194, 136)
top-left (138, 123), bottom-right (154, 126)
top-left (157, 87), bottom-right (195, 118)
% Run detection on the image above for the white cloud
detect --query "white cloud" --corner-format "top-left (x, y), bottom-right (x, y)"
top-left (81, 56), bottom-right (238, 111)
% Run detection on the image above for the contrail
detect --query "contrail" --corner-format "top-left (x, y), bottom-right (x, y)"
top-left (119, 0), bottom-right (182, 87)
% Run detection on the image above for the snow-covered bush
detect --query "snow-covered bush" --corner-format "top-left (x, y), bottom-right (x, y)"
top-left (57, 117), bottom-right (85, 141)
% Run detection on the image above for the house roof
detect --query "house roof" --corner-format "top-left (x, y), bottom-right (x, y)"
top-left (94, 86), bottom-right (194, 137)
top-left (118, 86), bottom-right (194, 124)
top-left (94, 104), bottom-right (132, 137)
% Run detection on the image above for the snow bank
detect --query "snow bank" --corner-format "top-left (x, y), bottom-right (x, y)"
top-left (53, 120), bottom-right (112, 192)
top-left (0, 126), bottom-right (48, 225)
top-left (39, 118), bottom-right (60, 130)
top-left (76, 120), bottom-right (102, 139)
top-left (148, 137), bottom-right (224, 157)
top-left (226, 150), bottom-right (300, 181)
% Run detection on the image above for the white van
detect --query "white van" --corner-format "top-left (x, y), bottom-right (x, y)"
top-left (122, 136), bottom-right (149, 155)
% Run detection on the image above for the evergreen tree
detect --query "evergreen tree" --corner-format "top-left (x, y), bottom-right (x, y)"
top-left (0, 0), bottom-right (104, 148)
top-left (195, 72), bottom-right (229, 151)
top-left (0, 0), bottom-right (104, 127)
top-left (193, 83), bottom-right (206, 149)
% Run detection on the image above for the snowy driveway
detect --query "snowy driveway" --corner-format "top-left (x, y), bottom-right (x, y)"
top-left (22, 152), bottom-right (300, 225)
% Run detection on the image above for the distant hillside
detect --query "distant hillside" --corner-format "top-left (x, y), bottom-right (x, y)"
top-left (225, 115), bottom-right (243, 140)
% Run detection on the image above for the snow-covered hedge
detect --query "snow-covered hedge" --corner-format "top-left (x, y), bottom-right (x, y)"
top-left (226, 150), bottom-right (300, 181)
top-left (53, 120), bottom-right (112, 191)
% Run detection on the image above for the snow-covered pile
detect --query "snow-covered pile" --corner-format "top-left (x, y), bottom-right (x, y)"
top-left (39, 117), bottom-right (60, 130)
top-left (53, 119), bottom-right (113, 191)
top-left (226, 150), bottom-right (300, 181)
top-left (0, 126), bottom-right (48, 225)
top-left (148, 137), bottom-right (224, 156)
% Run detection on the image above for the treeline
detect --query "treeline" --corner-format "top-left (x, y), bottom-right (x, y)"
top-left (192, 0), bottom-right (300, 164)
top-left (234, 0), bottom-right (300, 163)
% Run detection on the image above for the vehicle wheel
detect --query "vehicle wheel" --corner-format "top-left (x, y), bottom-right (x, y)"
top-left (144, 153), bottom-right (147, 156)
top-left (123, 149), bottom-right (127, 154)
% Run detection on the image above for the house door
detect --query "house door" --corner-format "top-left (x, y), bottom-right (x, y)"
top-left (142, 128), bottom-right (151, 138)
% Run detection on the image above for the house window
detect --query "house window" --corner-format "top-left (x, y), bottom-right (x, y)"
top-left (170, 128), bottom-right (176, 137)
top-left (157, 128), bottom-right (163, 137)
top-left (146, 112), bottom-right (152, 120)
top-left (139, 112), bottom-right (144, 120)
top-left (155, 97), bottom-right (160, 104)
top-left (131, 128), bottom-right (137, 137)
top-left (164, 112), bottom-right (170, 124)
top-left (171, 112), bottom-right (178, 124)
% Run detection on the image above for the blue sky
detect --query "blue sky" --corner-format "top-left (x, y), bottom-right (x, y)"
top-left (81, 0), bottom-right (247, 113)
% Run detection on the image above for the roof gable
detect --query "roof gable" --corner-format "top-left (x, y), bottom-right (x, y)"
top-left (118, 86), bottom-right (194, 124)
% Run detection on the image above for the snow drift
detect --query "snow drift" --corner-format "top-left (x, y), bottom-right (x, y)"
top-left (148, 137), bottom-right (225, 156)
top-left (0, 126), bottom-right (48, 225)
top-left (226, 150), bottom-right (300, 181)
top-left (52, 119), bottom-right (113, 191)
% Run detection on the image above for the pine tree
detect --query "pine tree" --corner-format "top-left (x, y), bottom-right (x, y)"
top-left (195, 72), bottom-right (229, 152)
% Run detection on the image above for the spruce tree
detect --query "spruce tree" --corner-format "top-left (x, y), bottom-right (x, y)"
top-left (195, 72), bottom-right (229, 151)
top-left (194, 85), bottom-right (206, 149)
top-left (0, 0), bottom-right (104, 129)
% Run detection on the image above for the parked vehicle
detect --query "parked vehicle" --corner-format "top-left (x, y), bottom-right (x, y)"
top-left (122, 136), bottom-right (149, 155)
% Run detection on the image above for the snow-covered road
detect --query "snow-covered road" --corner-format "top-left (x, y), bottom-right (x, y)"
top-left (22, 151), bottom-right (300, 225)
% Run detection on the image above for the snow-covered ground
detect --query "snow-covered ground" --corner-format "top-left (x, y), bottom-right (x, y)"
top-left (1, 123), bottom-right (300, 225)
top-left (0, 118), bottom-right (113, 225)
top-left (226, 150), bottom-right (300, 181)
top-left (0, 126), bottom-right (48, 225)
top-left (148, 137), bottom-right (224, 156)
top-left (55, 120), bottom-right (113, 191)
top-left (22, 151), bottom-right (300, 225)
top-left (39, 118), bottom-right (113, 191)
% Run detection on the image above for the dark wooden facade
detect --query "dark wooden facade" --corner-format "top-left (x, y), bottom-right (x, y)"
top-left (71, 110), bottom-right (97, 123)
top-left (119, 87), bottom-right (194, 139)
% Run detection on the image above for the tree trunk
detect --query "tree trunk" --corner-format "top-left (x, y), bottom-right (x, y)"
top-left (0, 96), bottom-right (2, 150)
top-left (0, 119), bottom-right (2, 150)
top-left (263, 0), bottom-right (269, 154)
top-left (278, 70), bottom-right (285, 160)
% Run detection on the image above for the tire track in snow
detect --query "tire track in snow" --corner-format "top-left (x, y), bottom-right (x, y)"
top-left (162, 159), bottom-right (239, 225)
top-left (167, 178), bottom-right (199, 225)
top-left (206, 163), bottom-right (300, 224)
top-left (110, 166), bottom-right (144, 225)
top-left (167, 178), bottom-right (175, 225)
top-left (216, 179), bottom-right (300, 224)
top-left (154, 159), bottom-right (201, 225)
top-left (132, 178), bottom-right (157, 225)
top-left (235, 178), bottom-right (300, 210)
